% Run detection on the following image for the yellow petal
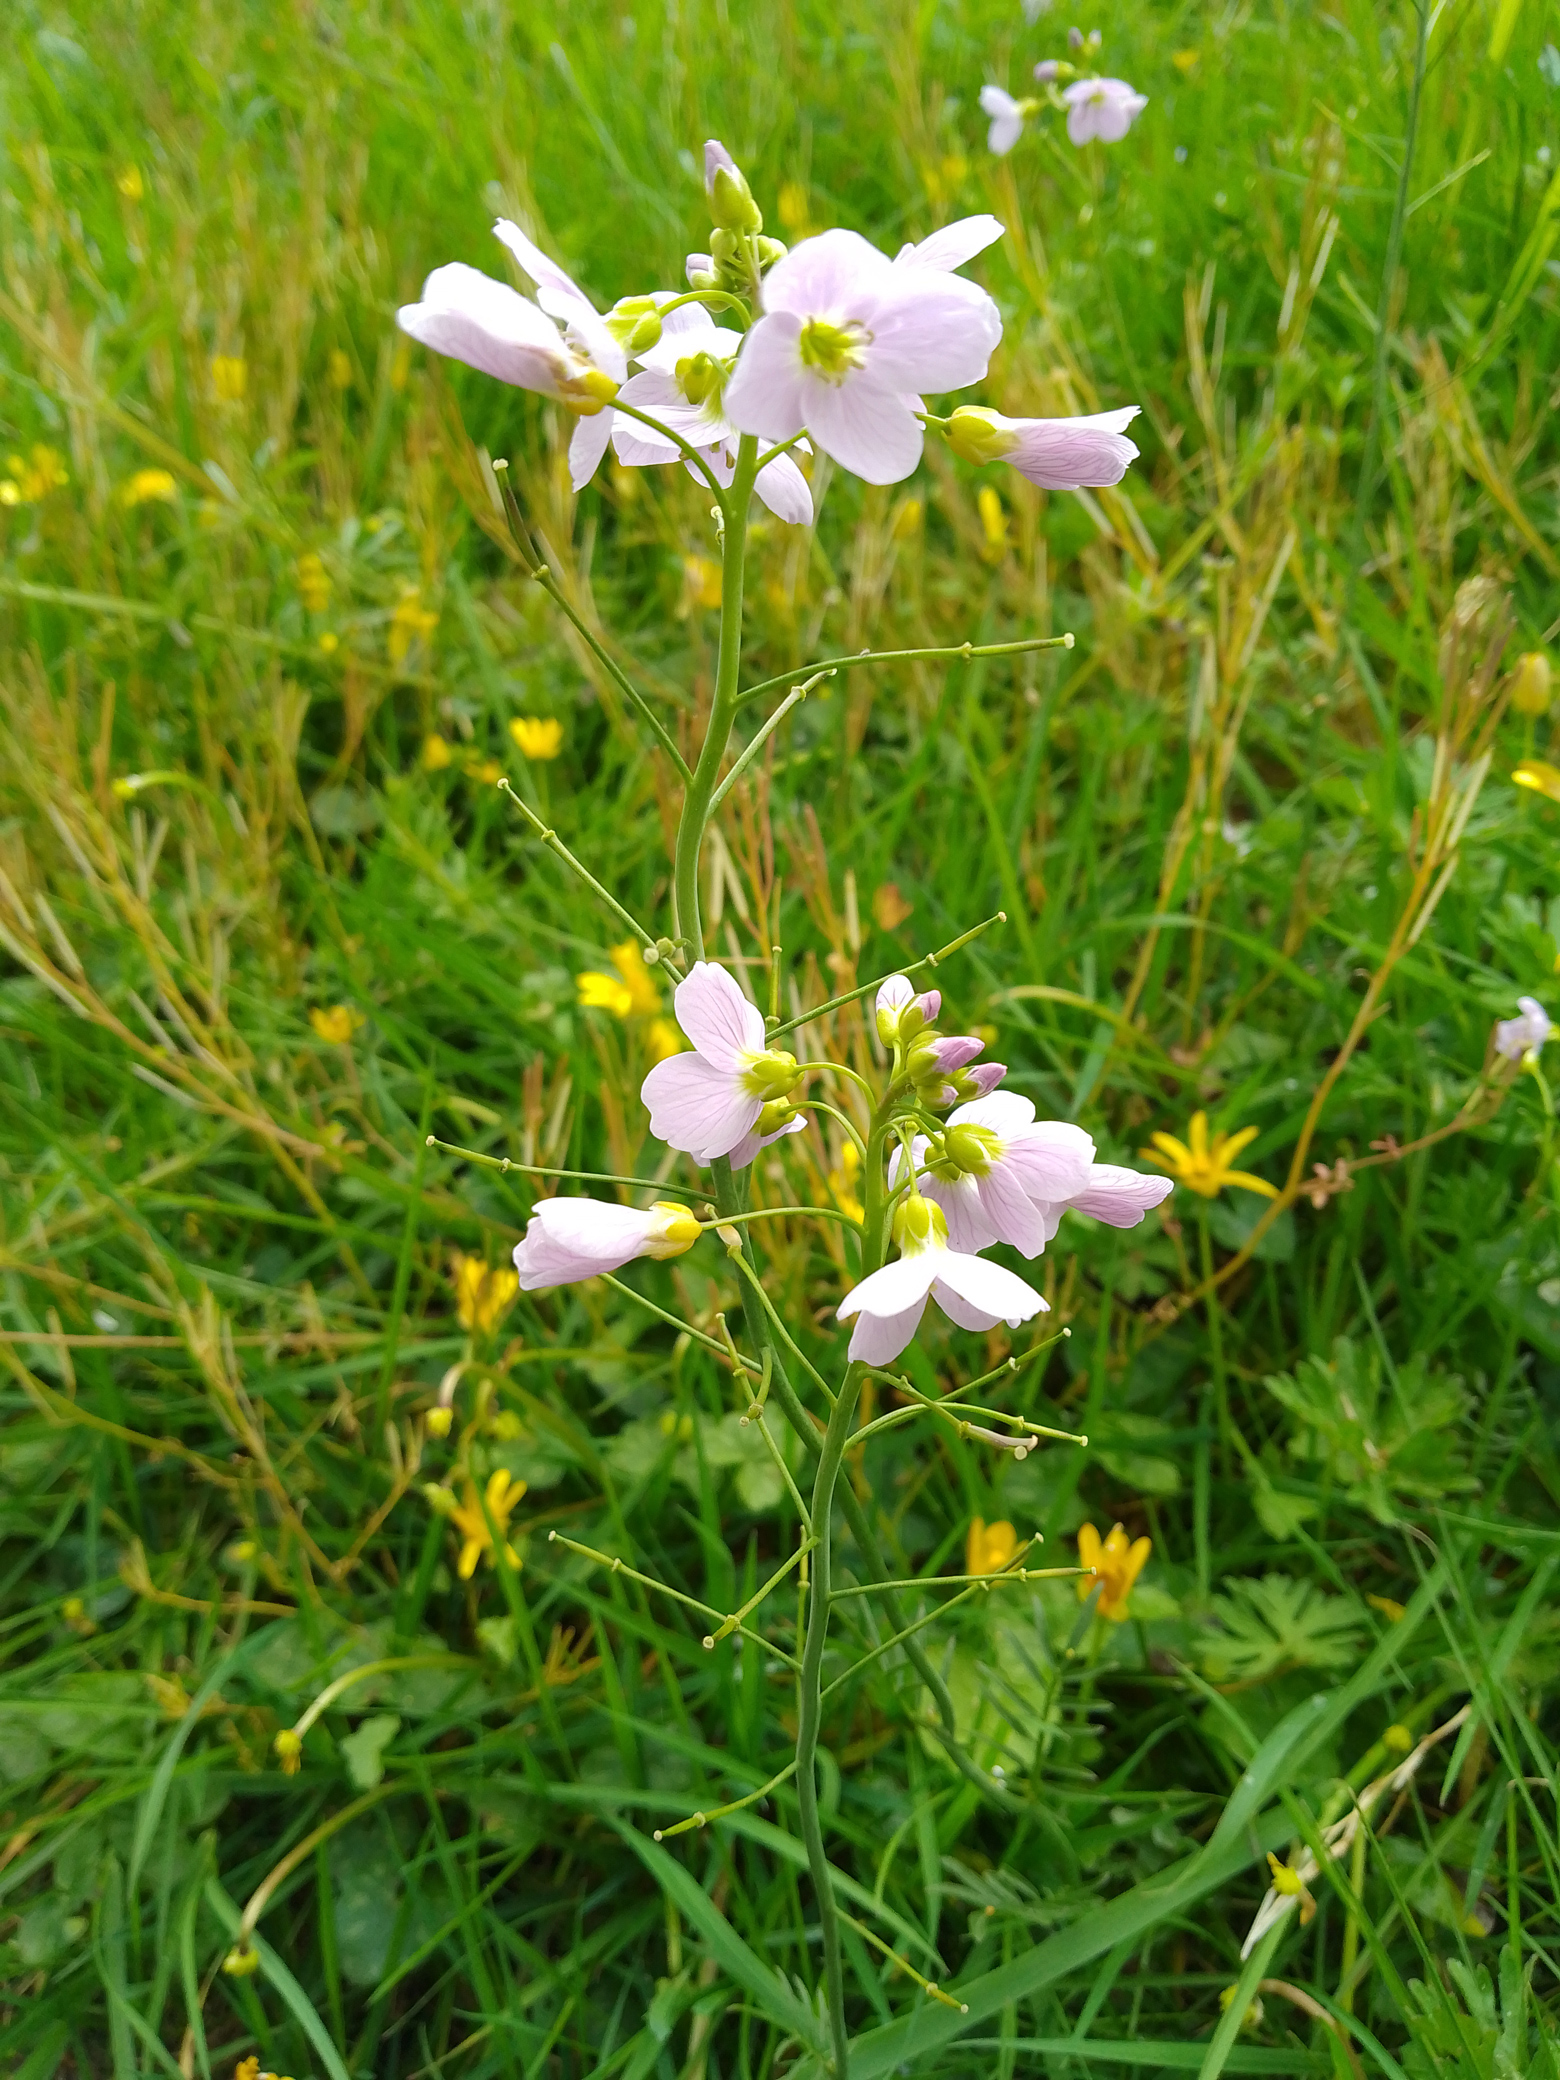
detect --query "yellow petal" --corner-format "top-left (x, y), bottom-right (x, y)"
top-left (457, 1539), bottom-right (481, 1580)
top-left (1215, 1124), bottom-right (1260, 1162)
top-left (1147, 1133), bottom-right (1191, 1167)
top-left (1188, 1112), bottom-right (1209, 1160)
top-left (1513, 759), bottom-right (1560, 804)
top-left (1223, 1169), bottom-right (1279, 1198)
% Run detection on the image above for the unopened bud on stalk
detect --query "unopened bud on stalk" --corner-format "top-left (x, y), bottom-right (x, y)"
top-left (756, 1097), bottom-right (801, 1135)
top-left (908, 1033), bottom-right (985, 1085)
top-left (743, 1048), bottom-right (802, 1102)
top-left (606, 296), bottom-right (663, 354)
top-left (705, 139), bottom-right (763, 232)
top-left (755, 236), bottom-right (788, 271)
top-left (875, 974), bottom-right (940, 1045)
top-left (944, 406), bottom-right (1019, 466)
top-left (674, 351), bottom-right (724, 405)
top-left (273, 1728), bottom-right (303, 1774)
top-left (1512, 650), bottom-right (1552, 717)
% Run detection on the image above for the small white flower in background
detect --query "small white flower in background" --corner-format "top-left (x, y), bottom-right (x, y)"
top-left (396, 221), bottom-right (627, 434)
top-left (1495, 995), bottom-right (1552, 1061)
top-left (640, 962), bottom-right (804, 1164)
top-left (512, 1198), bottom-right (702, 1289)
top-left (979, 85), bottom-right (1032, 157)
top-left (837, 1193), bottom-right (1046, 1364)
top-left (1062, 78), bottom-right (1149, 146)
top-left (723, 225), bottom-right (1002, 485)
top-left (946, 403), bottom-right (1141, 490)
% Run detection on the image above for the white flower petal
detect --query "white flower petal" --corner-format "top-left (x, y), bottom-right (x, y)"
top-left (1003, 409), bottom-right (1141, 489)
top-left (847, 1295), bottom-right (928, 1364)
top-left (724, 311), bottom-right (809, 442)
top-left (640, 1053), bottom-right (761, 1159)
top-left (397, 265), bottom-right (567, 394)
top-left (974, 1164), bottom-right (1053, 1257)
top-left (930, 1280), bottom-right (1003, 1333)
top-left (569, 410), bottom-right (615, 491)
top-left (802, 373), bottom-right (925, 485)
top-left (672, 961), bottom-right (766, 1067)
top-left (754, 451), bottom-right (813, 524)
top-left (513, 1199), bottom-right (661, 1288)
top-left (920, 1172), bottom-right (996, 1255)
top-left (932, 1251), bottom-right (1047, 1326)
top-left (492, 219), bottom-right (590, 306)
top-left (1063, 1163), bottom-right (1174, 1228)
top-left (837, 1251), bottom-right (940, 1323)
top-left (894, 215), bottom-right (1005, 273)
top-left (727, 1113), bottom-right (808, 1171)
top-left (759, 228), bottom-right (895, 320)
top-left (861, 272), bottom-right (1002, 393)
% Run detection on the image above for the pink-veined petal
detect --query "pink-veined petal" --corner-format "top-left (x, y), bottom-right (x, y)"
top-left (640, 1053), bottom-right (761, 1160)
top-left (1004, 409), bottom-right (1141, 489)
top-left (513, 1199), bottom-right (659, 1288)
top-left (920, 1172), bottom-right (996, 1255)
top-left (847, 1295), bottom-right (928, 1364)
top-left (800, 373), bottom-right (925, 485)
top-left (1002, 1122), bottom-right (1096, 1201)
top-left (758, 228), bottom-right (895, 320)
top-left (671, 961), bottom-right (766, 1066)
top-left (894, 214), bottom-right (1005, 272)
top-left (754, 451), bottom-right (813, 524)
top-left (930, 1280), bottom-right (1004, 1333)
top-left (724, 312), bottom-right (809, 442)
top-left (837, 1251), bottom-right (940, 1323)
top-left (492, 219), bottom-right (589, 306)
top-left (727, 1114), bottom-right (807, 1171)
top-left (952, 1092), bottom-right (1037, 1134)
top-left (858, 272), bottom-right (1002, 393)
top-left (931, 1251), bottom-right (1047, 1326)
top-left (568, 410), bottom-right (614, 491)
top-left (974, 1163), bottom-right (1053, 1257)
top-left (1065, 1164), bottom-right (1174, 1228)
top-left (397, 266), bottom-right (567, 394)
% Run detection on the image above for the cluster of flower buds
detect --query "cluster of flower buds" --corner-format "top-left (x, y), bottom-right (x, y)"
top-left (687, 142), bottom-right (789, 294)
top-left (876, 974), bottom-right (1004, 1107)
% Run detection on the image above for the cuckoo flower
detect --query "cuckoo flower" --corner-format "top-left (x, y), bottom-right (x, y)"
top-left (979, 86), bottom-right (1033, 156)
top-left (837, 1193), bottom-right (1046, 1364)
top-left (512, 1198), bottom-right (702, 1290)
top-left (641, 963), bottom-right (803, 1164)
top-left (917, 1094), bottom-right (1095, 1257)
top-left (397, 221), bottom-right (627, 456)
top-left (946, 404), bottom-right (1141, 490)
top-left (723, 228), bottom-right (1002, 484)
top-left (1053, 1164), bottom-right (1174, 1230)
top-left (1062, 77), bottom-right (1148, 145)
top-left (1495, 995), bottom-right (1552, 1060)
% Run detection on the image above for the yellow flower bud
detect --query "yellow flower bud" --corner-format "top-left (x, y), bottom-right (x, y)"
top-left (273, 1729), bottom-right (303, 1774)
top-left (222, 1944), bottom-right (262, 1977)
top-left (1512, 651), bottom-right (1552, 717)
top-left (425, 1405), bottom-right (452, 1439)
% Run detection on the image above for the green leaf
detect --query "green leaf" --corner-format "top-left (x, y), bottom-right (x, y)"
top-left (340, 1713), bottom-right (400, 1790)
top-left (1202, 1575), bottom-right (1365, 1684)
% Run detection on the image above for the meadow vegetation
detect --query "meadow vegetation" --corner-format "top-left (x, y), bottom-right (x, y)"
top-left (2, 0), bottom-right (1560, 2074)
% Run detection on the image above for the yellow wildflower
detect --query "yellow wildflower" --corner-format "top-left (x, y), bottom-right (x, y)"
top-left (296, 552), bottom-right (331, 613)
top-left (62, 1595), bottom-right (97, 1636)
top-left (234, 2058), bottom-right (295, 2080)
top-left (452, 1252), bottom-right (519, 1335)
top-left (210, 356), bottom-right (248, 403)
top-left (577, 971), bottom-right (635, 1019)
top-left (1511, 652), bottom-right (1552, 717)
top-left (977, 484), bottom-right (1008, 560)
top-left (1142, 1112), bottom-right (1276, 1199)
top-left (510, 715), bottom-right (564, 759)
top-left (777, 180), bottom-right (810, 234)
top-left (1512, 758), bottom-right (1560, 805)
top-left (450, 1467), bottom-right (527, 1579)
top-left (120, 468), bottom-right (178, 508)
top-left (609, 940), bottom-right (661, 1015)
top-left (309, 1004), bottom-right (363, 1045)
top-left (682, 554), bottom-right (723, 613)
top-left (966, 1517), bottom-right (1019, 1576)
top-left (422, 732), bottom-right (453, 771)
top-left (1, 445), bottom-right (69, 504)
top-left (464, 757), bottom-right (503, 785)
top-left (1076, 1521), bottom-right (1151, 1621)
top-left (647, 1016), bottom-right (685, 1061)
top-left (892, 497), bottom-right (924, 541)
top-left (318, 632), bottom-right (339, 655)
top-left (1367, 1593), bottom-right (1406, 1623)
top-left (117, 165), bottom-right (145, 200)
top-left (273, 1729), bottom-right (302, 1775)
top-left (827, 1139), bottom-right (865, 1223)
top-left (389, 589), bottom-right (438, 667)
top-left (328, 348), bottom-right (354, 390)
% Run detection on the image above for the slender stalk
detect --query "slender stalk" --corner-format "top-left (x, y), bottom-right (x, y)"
top-left (673, 434), bottom-right (758, 956)
top-left (708, 668), bottom-right (835, 813)
top-left (653, 1758), bottom-right (799, 1842)
top-left (528, 562), bottom-right (691, 777)
top-left (765, 912), bottom-right (1007, 1041)
top-left (796, 1361), bottom-right (865, 2076)
top-left (423, 1137), bottom-right (703, 1198)
top-left (735, 634), bottom-right (1074, 710)
top-left (497, 779), bottom-right (662, 949)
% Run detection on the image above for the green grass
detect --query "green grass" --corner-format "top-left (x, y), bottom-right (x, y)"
top-left (4, 0), bottom-right (1560, 2074)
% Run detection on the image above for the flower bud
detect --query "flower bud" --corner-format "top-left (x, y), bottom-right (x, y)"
top-left (945, 406), bottom-right (1020, 466)
top-left (909, 1033), bottom-right (985, 1084)
top-left (674, 351), bottom-right (723, 406)
top-left (1512, 651), bottom-right (1552, 717)
top-left (957, 1061), bottom-right (1008, 1099)
top-left (422, 1481), bottom-right (458, 1518)
top-left (942, 1123), bottom-right (999, 1176)
top-left (756, 1097), bottom-right (800, 1135)
top-left (891, 1192), bottom-right (948, 1254)
top-left (1034, 59), bottom-right (1060, 81)
top-left (425, 1405), bottom-right (452, 1438)
top-left (875, 975), bottom-right (940, 1045)
top-left (755, 236), bottom-right (788, 271)
top-left (705, 140), bottom-right (763, 232)
top-left (273, 1729), bottom-right (303, 1775)
top-left (744, 1048), bottom-right (801, 1102)
top-left (709, 228), bottom-right (742, 266)
top-left (223, 1945), bottom-right (261, 1978)
top-left (606, 298), bottom-right (664, 355)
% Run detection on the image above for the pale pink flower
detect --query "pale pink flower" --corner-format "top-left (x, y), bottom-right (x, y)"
top-left (513, 1197), bottom-right (701, 1289)
top-left (947, 404), bottom-right (1141, 489)
top-left (1495, 995), bottom-right (1552, 1060)
top-left (1062, 78), bottom-right (1148, 146)
top-left (723, 229), bottom-right (1002, 485)
top-left (979, 86), bottom-right (1030, 157)
top-left (911, 1094), bottom-right (1094, 1257)
top-left (837, 1194), bottom-right (1046, 1364)
top-left (1033, 60), bottom-right (1060, 83)
top-left (640, 962), bottom-right (802, 1164)
top-left (1056, 1164), bottom-right (1175, 1229)
top-left (397, 222), bottom-right (626, 429)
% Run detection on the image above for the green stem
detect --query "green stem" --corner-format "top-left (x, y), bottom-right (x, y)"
top-left (673, 434), bottom-right (759, 957)
top-left (796, 1360), bottom-right (864, 2077)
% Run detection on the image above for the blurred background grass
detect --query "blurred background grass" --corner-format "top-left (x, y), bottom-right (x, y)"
top-left (3, 0), bottom-right (1560, 2072)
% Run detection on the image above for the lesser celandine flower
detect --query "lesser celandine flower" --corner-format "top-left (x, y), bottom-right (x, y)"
top-left (641, 962), bottom-right (803, 1164)
top-left (1495, 995), bottom-right (1551, 1061)
top-left (1512, 757), bottom-right (1560, 803)
top-left (120, 468), bottom-right (178, 507)
top-left (235, 2058), bottom-right (296, 2080)
top-left (450, 1468), bottom-right (526, 1579)
top-left (1076, 1521), bottom-right (1151, 1620)
top-left (116, 165), bottom-right (144, 200)
top-left (1143, 1112), bottom-right (1275, 1199)
top-left (452, 1252), bottom-right (519, 1335)
top-left (945, 404), bottom-right (1141, 490)
top-left (723, 222), bottom-right (1002, 484)
top-left (0, 445), bottom-right (69, 504)
top-left (510, 715), bottom-right (563, 759)
top-left (309, 1004), bottom-right (363, 1045)
top-left (837, 1192), bottom-right (1046, 1364)
top-left (1062, 77), bottom-right (1149, 145)
top-left (966, 1517), bottom-right (1019, 1575)
top-left (512, 1197), bottom-right (703, 1288)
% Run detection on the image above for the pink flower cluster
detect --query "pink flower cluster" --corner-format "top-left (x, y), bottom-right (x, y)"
top-left (397, 145), bottom-right (1143, 497)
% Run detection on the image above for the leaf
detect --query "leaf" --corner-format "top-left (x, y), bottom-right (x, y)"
top-left (340, 1713), bottom-right (400, 1790)
top-left (1202, 1575), bottom-right (1365, 1684)
top-left (1092, 1411), bottom-right (1182, 1497)
top-left (1262, 1337), bottom-right (1475, 1524)
top-left (609, 1821), bottom-right (825, 2051)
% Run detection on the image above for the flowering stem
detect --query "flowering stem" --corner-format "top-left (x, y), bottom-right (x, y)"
top-left (795, 1359), bottom-right (865, 2077)
top-left (706, 1204), bottom-right (862, 1234)
top-left (673, 434), bottom-right (759, 958)
top-left (736, 635), bottom-right (1073, 710)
